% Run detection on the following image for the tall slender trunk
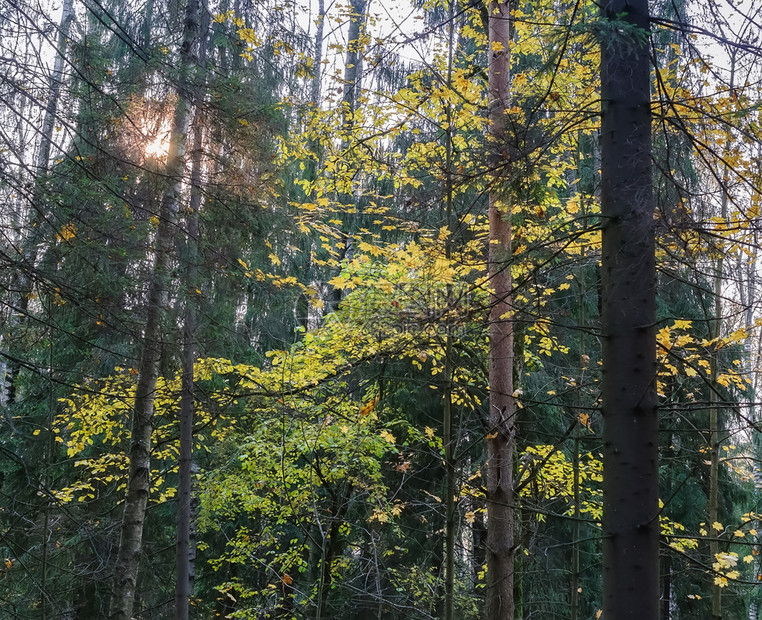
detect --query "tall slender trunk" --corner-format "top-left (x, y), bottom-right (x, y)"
top-left (37, 0), bottom-right (74, 176)
top-left (174, 6), bottom-right (208, 613)
top-left (442, 4), bottom-right (456, 618)
top-left (708, 55), bottom-right (736, 619)
top-left (6, 0), bottom-right (75, 400)
top-left (443, 336), bottom-right (455, 620)
top-left (485, 1), bottom-right (514, 618)
top-left (32, 5), bottom-right (73, 613)
top-left (570, 273), bottom-right (588, 620)
top-left (109, 1), bottom-right (200, 618)
top-left (709, 246), bottom-right (722, 620)
top-left (661, 553), bottom-right (672, 619)
top-left (315, 484), bottom-right (351, 620)
top-left (600, 1), bottom-right (659, 618)
top-left (570, 423), bottom-right (581, 620)
top-left (327, 0), bottom-right (367, 313)
top-left (747, 228), bottom-right (760, 620)
top-left (310, 0), bottom-right (326, 106)
top-left (340, 0), bottom-right (366, 127)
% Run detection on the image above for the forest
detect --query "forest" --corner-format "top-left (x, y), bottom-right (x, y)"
top-left (0, 0), bottom-right (761, 617)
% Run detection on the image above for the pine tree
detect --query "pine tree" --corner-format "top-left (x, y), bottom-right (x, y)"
top-left (600, 1), bottom-right (659, 617)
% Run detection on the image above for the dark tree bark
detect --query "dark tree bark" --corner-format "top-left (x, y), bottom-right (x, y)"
top-left (600, 1), bottom-right (659, 618)
top-left (486, 1), bottom-right (514, 618)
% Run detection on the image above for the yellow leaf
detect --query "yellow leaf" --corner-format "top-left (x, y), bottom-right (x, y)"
top-left (57, 222), bottom-right (76, 241)
top-left (379, 430), bottom-right (396, 444)
top-left (359, 397), bottom-right (378, 417)
top-left (328, 276), bottom-right (356, 290)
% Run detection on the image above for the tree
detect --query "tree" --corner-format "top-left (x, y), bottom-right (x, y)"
top-left (175, 8), bottom-right (210, 618)
top-left (485, 0), bottom-right (515, 618)
top-left (599, 0), bottom-right (659, 618)
top-left (4, 0), bottom-right (762, 617)
top-left (109, 0), bottom-right (200, 617)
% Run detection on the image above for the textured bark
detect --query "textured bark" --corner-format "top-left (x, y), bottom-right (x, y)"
top-left (174, 6), bottom-right (209, 617)
top-left (310, 0), bottom-right (326, 106)
top-left (109, 1), bottom-right (199, 618)
top-left (340, 0), bottom-right (366, 128)
top-left (600, 1), bottom-right (659, 618)
top-left (485, 1), bottom-right (514, 619)
top-left (37, 0), bottom-right (74, 176)
top-left (174, 48), bottom-right (206, 620)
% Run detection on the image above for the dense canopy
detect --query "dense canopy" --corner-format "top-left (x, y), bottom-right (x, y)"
top-left (1, 0), bottom-right (762, 618)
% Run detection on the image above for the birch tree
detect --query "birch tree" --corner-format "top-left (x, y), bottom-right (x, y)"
top-left (109, 0), bottom-right (200, 617)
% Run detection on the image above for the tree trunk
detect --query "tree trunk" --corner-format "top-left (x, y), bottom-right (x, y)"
top-left (328, 0), bottom-right (367, 313)
top-left (315, 485), bottom-right (351, 620)
top-left (443, 4), bottom-right (456, 617)
top-left (109, 1), bottom-right (199, 618)
top-left (485, 1), bottom-right (514, 619)
top-left (340, 0), bottom-right (366, 128)
top-left (174, 7), bottom-right (208, 612)
top-left (747, 232), bottom-right (760, 620)
top-left (709, 55), bottom-right (735, 619)
top-left (709, 248), bottom-right (722, 620)
top-left (37, 0), bottom-right (74, 176)
top-left (310, 0), bottom-right (326, 106)
top-left (600, 1), bottom-right (659, 618)
top-left (6, 0), bottom-right (75, 401)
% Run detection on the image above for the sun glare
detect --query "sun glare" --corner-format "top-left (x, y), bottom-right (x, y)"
top-left (145, 133), bottom-right (170, 159)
